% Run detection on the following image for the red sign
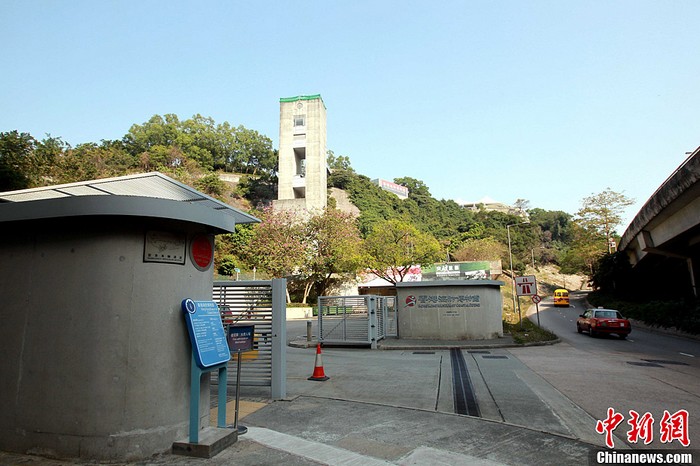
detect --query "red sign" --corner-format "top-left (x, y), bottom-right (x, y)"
top-left (531, 295), bottom-right (542, 304)
top-left (190, 234), bottom-right (213, 270)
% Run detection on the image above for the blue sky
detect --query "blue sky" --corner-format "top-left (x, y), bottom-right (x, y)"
top-left (2, 1), bottom-right (699, 230)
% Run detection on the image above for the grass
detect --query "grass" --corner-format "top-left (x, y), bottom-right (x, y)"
top-left (503, 315), bottom-right (558, 344)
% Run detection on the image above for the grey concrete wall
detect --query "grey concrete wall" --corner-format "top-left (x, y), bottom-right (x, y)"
top-left (396, 281), bottom-right (504, 340)
top-left (0, 219), bottom-right (214, 461)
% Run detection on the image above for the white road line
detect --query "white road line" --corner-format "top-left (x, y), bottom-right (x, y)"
top-left (679, 352), bottom-right (695, 358)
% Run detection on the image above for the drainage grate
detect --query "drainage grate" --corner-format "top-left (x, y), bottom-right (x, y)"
top-left (627, 361), bottom-right (663, 368)
top-left (482, 355), bottom-right (508, 359)
top-left (468, 350), bottom-right (491, 354)
top-left (450, 348), bottom-right (480, 417)
top-left (642, 359), bottom-right (689, 366)
top-left (413, 351), bottom-right (436, 355)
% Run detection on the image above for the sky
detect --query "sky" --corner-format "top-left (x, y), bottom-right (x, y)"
top-left (2, 1), bottom-right (699, 231)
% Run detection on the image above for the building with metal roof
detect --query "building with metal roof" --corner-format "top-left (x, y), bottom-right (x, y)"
top-left (0, 171), bottom-right (259, 232)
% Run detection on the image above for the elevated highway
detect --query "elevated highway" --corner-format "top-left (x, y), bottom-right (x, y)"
top-left (619, 146), bottom-right (700, 297)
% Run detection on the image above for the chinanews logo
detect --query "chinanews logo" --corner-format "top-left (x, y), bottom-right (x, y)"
top-left (405, 295), bottom-right (416, 308)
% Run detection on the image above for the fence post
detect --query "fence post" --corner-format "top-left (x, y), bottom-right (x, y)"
top-left (368, 295), bottom-right (378, 349)
top-left (271, 278), bottom-right (287, 400)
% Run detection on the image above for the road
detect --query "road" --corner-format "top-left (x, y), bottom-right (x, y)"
top-left (517, 291), bottom-right (700, 449)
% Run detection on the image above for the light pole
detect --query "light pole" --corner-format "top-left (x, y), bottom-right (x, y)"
top-left (507, 221), bottom-right (530, 327)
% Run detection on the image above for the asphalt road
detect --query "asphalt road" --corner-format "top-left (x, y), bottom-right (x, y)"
top-left (519, 291), bottom-right (700, 449)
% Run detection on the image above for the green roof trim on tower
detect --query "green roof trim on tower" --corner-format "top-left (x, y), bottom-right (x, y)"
top-left (280, 94), bottom-right (324, 105)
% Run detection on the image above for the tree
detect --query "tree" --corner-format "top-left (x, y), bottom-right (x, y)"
top-left (327, 150), bottom-right (354, 172)
top-left (195, 173), bottom-right (227, 199)
top-left (560, 222), bottom-right (606, 276)
top-left (364, 218), bottom-right (442, 284)
top-left (0, 130), bottom-right (36, 191)
top-left (123, 114), bottom-right (276, 175)
top-left (576, 188), bottom-right (634, 253)
top-left (512, 198), bottom-right (530, 216)
top-left (300, 207), bottom-right (364, 302)
top-left (243, 207), bottom-right (307, 301)
top-left (452, 238), bottom-right (506, 262)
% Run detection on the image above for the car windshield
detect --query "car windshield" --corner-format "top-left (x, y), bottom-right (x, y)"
top-left (595, 310), bottom-right (621, 319)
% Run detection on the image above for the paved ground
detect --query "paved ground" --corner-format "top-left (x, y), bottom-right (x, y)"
top-left (0, 332), bottom-right (613, 466)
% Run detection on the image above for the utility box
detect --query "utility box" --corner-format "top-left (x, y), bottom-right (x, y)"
top-left (0, 173), bottom-right (258, 461)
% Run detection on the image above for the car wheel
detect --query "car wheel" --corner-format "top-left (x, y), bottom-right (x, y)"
top-left (589, 329), bottom-right (596, 337)
top-left (577, 324), bottom-right (582, 334)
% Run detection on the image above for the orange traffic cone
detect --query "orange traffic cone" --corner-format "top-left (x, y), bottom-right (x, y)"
top-left (308, 343), bottom-right (329, 381)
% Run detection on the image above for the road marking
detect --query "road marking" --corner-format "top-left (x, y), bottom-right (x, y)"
top-left (679, 352), bottom-right (695, 358)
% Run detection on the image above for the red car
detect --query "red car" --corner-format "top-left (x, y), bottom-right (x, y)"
top-left (577, 308), bottom-right (631, 339)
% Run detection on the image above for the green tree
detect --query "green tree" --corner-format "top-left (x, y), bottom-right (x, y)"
top-left (217, 255), bottom-right (238, 276)
top-left (364, 218), bottom-right (442, 284)
top-left (301, 207), bottom-right (364, 301)
top-left (0, 130), bottom-right (37, 190)
top-left (327, 150), bottom-right (354, 172)
top-left (560, 222), bottom-right (606, 276)
top-left (576, 188), bottom-right (634, 253)
top-left (195, 173), bottom-right (226, 199)
top-left (528, 208), bottom-right (573, 265)
top-left (452, 237), bottom-right (506, 262)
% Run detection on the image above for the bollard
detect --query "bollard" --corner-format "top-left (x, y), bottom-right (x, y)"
top-left (306, 320), bottom-right (312, 342)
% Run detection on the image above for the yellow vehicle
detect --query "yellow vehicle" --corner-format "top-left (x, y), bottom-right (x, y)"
top-left (553, 289), bottom-right (570, 307)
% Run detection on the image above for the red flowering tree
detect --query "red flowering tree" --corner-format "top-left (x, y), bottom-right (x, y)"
top-left (245, 206), bottom-right (364, 303)
top-left (244, 207), bottom-right (307, 301)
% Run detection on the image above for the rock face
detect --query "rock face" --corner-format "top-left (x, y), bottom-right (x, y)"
top-left (330, 187), bottom-right (361, 217)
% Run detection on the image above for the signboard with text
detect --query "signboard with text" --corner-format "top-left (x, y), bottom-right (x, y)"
top-left (182, 299), bottom-right (231, 368)
top-left (227, 325), bottom-right (255, 352)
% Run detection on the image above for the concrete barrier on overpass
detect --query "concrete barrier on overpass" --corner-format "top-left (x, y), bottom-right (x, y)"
top-left (619, 147), bottom-right (700, 297)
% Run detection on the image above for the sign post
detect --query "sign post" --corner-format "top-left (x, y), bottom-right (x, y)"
top-left (515, 276), bottom-right (538, 329)
top-left (182, 299), bottom-right (231, 444)
top-left (531, 294), bottom-right (542, 327)
top-left (227, 325), bottom-right (255, 435)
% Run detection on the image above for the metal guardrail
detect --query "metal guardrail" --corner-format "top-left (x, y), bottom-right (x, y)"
top-left (212, 279), bottom-right (286, 399)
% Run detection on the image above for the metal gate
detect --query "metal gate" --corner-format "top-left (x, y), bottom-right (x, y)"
top-left (318, 295), bottom-right (393, 348)
top-left (212, 279), bottom-right (286, 399)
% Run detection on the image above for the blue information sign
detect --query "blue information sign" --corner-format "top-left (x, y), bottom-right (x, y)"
top-left (182, 299), bottom-right (231, 368)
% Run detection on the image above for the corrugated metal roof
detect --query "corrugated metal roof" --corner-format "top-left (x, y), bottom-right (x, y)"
top-left (0, 172), bottom-right (259, 228)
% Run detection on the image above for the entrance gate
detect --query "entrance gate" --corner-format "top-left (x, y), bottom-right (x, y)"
top-left (212, 279), bottom-right (286, 399)
top-left (317, 295), bottom-right (395, 348)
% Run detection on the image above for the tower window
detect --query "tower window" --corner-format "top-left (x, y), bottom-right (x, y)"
top-left (294, 115), bottom-right (305, 127)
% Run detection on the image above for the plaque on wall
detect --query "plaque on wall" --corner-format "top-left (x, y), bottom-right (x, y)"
top-left (143, 231), bottom-right (186, 264)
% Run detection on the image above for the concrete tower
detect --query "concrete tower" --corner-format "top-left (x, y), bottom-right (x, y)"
top-left (274, 94), bottom-right (327, 214)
